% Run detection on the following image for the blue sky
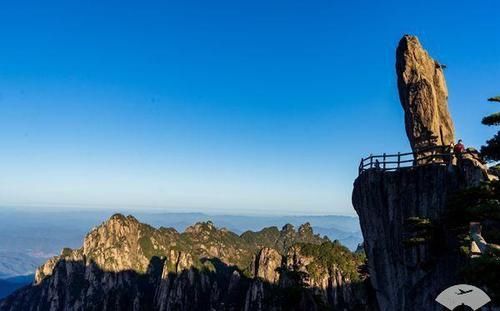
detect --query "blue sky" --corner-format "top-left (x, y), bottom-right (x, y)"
top-left (0, 0), bottom-right (499, 215)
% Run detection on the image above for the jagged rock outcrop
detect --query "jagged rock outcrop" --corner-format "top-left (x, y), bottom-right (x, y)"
top-left (240, 222), bottom-right (325, 254)
top-left (396, 35), bottom-right (455, 152)
top-left (396, 35), bottom-right (493, 178)
top-left (353, 35), bottom-right (491, 311)
top-left (0, 214), bottom-right (371, 311)
top-left (459, 147), bottom-right (496, 183)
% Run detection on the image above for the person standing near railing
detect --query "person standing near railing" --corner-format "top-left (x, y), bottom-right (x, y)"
top-left (454, 139), bottom-right (465, 154)
top-left (452, 139), bottom-right (465, 165)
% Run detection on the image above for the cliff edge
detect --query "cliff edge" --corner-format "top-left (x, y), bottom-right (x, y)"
top-left (353, 35), bottom-right (490, 310)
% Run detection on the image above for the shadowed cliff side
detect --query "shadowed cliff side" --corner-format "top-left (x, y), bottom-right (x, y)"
top-left (1, 257), bottom-right (372, 311)
top-left (352, 164), bottom-right (485, 310)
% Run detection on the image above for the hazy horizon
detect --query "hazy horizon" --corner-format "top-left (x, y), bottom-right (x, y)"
top-left (0, 204), bottom-right (359, 217)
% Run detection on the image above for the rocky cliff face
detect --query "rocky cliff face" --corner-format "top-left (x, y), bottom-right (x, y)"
top-left (353, 165), bottom-right (484, 310)
top-left (353, 35), bottom-right (490, 311)
top-left (0, 214), bottom-right (371, 311)
top-left (396, 35), bottom-right (455, 151)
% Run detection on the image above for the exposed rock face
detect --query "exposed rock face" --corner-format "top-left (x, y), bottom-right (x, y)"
top-left (353, 35), bottom-right (491, 310)
top-left (353, 153), bottom-right (487, 310)
top-left (0, 215), bottom-right (371, 311)
top-left (459, 148), bottom-right (495, 183)
top-left (352, 35), bottom-right (498, 311)
top-left (253, 248), bottom-right (282, 284)
top-left (396, 35), bottom-right (455, 152)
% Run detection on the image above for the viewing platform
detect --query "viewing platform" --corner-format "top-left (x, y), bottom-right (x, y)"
top-left (358, 145), bottom-right (454, 175)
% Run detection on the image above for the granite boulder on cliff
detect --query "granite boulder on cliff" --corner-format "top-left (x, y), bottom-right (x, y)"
top-left (396, 35), bottom-right (455, 153)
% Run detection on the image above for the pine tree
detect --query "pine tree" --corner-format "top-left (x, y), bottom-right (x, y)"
top-left (488, 96), bottom-right (500, 103)
top-left (482, 112), bottom-right (500, 126)
top-left (480, 96), bottom-right (500, 162)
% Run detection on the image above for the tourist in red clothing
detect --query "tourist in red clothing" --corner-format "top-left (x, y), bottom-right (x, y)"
top-left (454, 139), bottom-right (465, 154)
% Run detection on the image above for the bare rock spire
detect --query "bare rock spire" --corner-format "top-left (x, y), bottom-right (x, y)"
top-left (396, 35), bottom-right (455, 152)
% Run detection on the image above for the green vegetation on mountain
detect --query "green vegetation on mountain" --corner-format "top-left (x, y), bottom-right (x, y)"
top-left (1, 214), bottom-right (370, 311)
top-left (57, 214), bottom-right (355, 282)
top-left (298, 240), bottom-right (365, 281)
top-left (241, 226), bottom-right (281, 248)
top-left (482, 112), bottom-right (500, 126)
top-left (402, 217), bottom-right (435, 247)
top-left (481, 96), bottom-right (500, 161)
top-left (241, 223), bottom-right (326, 254)
top-left (481, 133), bottom-right (500, 162)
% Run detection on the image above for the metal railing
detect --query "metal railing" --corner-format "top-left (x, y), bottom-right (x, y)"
top-left (358, 145), bottom-right (453, 175)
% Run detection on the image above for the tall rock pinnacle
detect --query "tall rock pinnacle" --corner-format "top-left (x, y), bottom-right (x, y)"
top-left (396, 35), bottom-right (455, 151)
top-left (352, 35), bottom-right (492, 311)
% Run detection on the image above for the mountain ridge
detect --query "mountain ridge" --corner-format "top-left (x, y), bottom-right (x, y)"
top-left (0, 213), bottom-right (372, 311)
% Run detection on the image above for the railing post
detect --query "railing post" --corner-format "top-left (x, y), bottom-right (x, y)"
top-left (360, 145), bottom-right (449, 172)
top-left (359, 158), bottom-right (363, 174)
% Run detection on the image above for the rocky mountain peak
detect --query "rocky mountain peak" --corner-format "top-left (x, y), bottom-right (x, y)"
top-left (352, 34), bottom-right (491, 310)
top-left (185, 221), bottom-right (216, 234)
top-left (298, 222), bottom-right (313, 236)
top-left (396, 35), bottom-right (455, 152)
top-left (108, 213), bottom-right (139, 224)
top-left (81, 214), bottom-right (157, 273)
top-left (2, 216), bottom-right (371, 311)
top-left (85, 213), bottom-right (145, 244)
top-left (281, 223), bottom-right (294, 232)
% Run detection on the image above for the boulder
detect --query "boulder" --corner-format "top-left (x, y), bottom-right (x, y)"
top-left (396, 35), bottom-right (455, 153)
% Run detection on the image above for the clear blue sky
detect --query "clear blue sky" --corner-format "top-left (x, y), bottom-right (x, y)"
top-left (0, 1), bottom-right (499, 215)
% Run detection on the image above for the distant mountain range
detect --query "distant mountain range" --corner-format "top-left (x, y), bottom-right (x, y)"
top-left (0, 214), bottom-right (370, 310)
top-left (0, 208), bottom-right (362, 285)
